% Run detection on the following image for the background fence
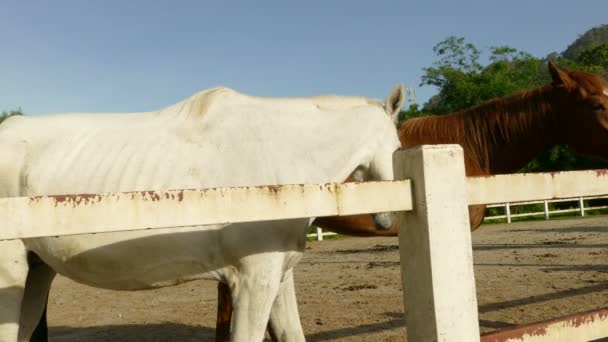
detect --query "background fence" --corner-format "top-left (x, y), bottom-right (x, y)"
top-left (484, 195), bottom-right (608, 223)
top-left (310, 194), bottom-right (608, 241)
top-left (307, 226), bottom-right (337, 240)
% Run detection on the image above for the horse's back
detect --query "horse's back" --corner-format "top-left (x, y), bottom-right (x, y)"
top-left (3, 88), bottom-right (389, 198)
top-left (0, 112), bottom-right (183, 196)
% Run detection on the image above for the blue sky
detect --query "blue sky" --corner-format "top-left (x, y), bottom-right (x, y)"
top-left (1, 0), bottom-right (607, 115)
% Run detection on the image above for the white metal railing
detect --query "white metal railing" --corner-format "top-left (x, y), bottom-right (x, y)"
top-left (306, 226), bottom-right (337, 241)
top-left (484, 195), bottom-right (608, 223)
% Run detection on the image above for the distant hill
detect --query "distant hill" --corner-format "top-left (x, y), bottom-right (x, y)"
top-left (562, 24), bottom-right (608, 60)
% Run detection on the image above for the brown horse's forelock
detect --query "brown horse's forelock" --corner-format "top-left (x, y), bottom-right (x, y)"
top-left (570, 71), bottom-right (608, 96)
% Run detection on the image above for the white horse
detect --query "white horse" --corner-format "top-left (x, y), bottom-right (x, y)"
top-left (0, 84), bottom-right (404, 341)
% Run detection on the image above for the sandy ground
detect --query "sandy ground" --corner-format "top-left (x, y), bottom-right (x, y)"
top-left (46, 216), bottom-right (608, 341)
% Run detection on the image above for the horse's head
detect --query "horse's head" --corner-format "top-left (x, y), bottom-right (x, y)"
top-left (349, 83), bottom-right (404, 230)
top-left (550, 62), bottom-right (608, 160)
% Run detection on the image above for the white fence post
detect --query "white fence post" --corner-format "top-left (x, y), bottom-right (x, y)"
top-left (316, 227), bottom-right (324, 241)
top-left (544, 200), bottom-right (550, 220)
top-left (505, 202), bottom-right (511, 223)
top-left (394, 145), bottom-right (480, 342)
top-left (580, 197), bottom-right (585, 217)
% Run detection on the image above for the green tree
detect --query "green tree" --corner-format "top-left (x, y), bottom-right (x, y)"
top-left (576, 42), bottom-right (608, 77)
top-left (420, 37), bottom-right (545, 114)
top-left (397, 103), bottom-right (423, 123)
top-left (0, 108), bottom-right (24, 124)
top-left (521, 145), bottom-right (608, 172)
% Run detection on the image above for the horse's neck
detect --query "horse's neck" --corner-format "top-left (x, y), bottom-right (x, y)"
top-left (464, 86), bottom-right (561, 174)
top-left (400, 85), bottom-right (561, 175)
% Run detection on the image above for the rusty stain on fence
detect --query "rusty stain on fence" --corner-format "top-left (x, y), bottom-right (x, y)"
top-left (29, 193), bottom-right (104, 207)
top-left (596, 169), bottom-right (608, 177)
top-left (28, 190), bottom-right (189, 207)
top-left (1, 180), bottom-right (411, 240)
top-left (480, 307), bottom-right (608, 342)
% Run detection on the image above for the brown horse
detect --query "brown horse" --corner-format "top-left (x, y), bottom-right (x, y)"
top-left (319, 62), bottom-right (608, 236)
top-left (213, 62), bottom-right (608, 341)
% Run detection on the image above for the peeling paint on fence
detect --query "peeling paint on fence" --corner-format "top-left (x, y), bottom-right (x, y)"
top-left (0, 180), bottom-right (412, 240)
top-left (480, 307), bottom-right (608, 342)
top-left (595, 169), bottom-right (608, 177)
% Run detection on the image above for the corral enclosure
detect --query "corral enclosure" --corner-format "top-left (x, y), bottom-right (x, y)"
top-left (5, 145), bottom-right (608, 341)
top-left (46, 216), bottom-right (608, 341)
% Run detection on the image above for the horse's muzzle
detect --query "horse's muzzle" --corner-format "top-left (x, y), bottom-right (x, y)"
top-left (372, 212), bottom-right (395, 230)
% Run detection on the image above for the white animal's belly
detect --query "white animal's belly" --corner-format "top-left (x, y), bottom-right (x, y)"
top-left (24, 225), bottom-right (227, 290)
top-left (23, 220), bottom-right (309, 290)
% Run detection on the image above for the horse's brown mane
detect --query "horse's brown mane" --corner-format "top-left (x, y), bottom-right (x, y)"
top-left (462, 85), bottom-right (558, 171)
top-left (399, 84), bottom-right (558, 173)
top-left (399, 112), bottom-right (463, 145)
top-left (569, 71), bottom-right (607, 94)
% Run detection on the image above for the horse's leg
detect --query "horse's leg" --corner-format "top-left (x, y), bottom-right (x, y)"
top-left (29, 302), bottom-right (48, 342)
top-left (214, 286), bottom-right (282, 342)
top-left (268, 271), bottom-right (305, 342)
top-left (216, 281), bottom-right (280, 342)
top-left (215, 282), bottom-right (233, 342)
top-left (18, 255), bottom-right (55, 342)
top-left (0, 240), bottom-right (29, 341)
top-left (229, 259), bottom-right (283, 342)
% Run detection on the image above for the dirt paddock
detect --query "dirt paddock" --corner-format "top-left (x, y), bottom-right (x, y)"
top-left (47, 216), bottom-right (608, 341)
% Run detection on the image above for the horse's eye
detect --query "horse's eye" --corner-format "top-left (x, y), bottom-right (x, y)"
top-left (593, 103), bottom-right (606, 111)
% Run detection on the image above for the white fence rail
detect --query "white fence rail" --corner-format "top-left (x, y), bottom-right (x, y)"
top-left (484, 195), bottom-right (608, 223)
top-left (307, 226), bottom-right (337, 241)
top-left (3, 144), bottom-right (608, 341)
top-left (0, 181), bottom-right (412, 240)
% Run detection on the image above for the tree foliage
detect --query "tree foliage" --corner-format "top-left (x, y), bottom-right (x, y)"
top-left (0, 108), bottom-right (24, 125)
top-left (576, 42), bottom-right (608, 78)
top-left (420, 37), bottom-right (546, 115)
top-left (397, 103), bottom-right (422, 123)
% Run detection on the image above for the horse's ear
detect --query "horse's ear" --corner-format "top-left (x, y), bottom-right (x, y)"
top-left (386, 83), bottom-right (405, 122)
top-left (548, 61), bottom-right (575, 89)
